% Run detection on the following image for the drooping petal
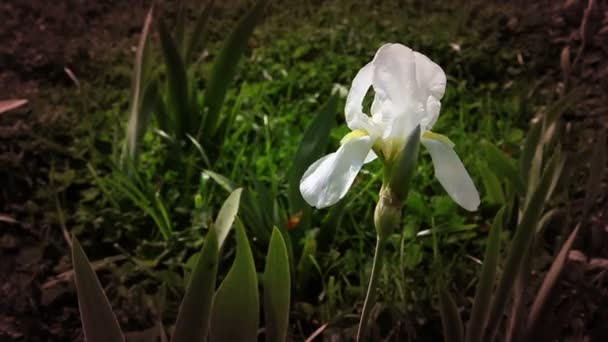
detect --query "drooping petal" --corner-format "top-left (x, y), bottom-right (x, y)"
top-left (422, 137), bottom-right (480, 211)
top-left (364, 150), bottom-right (377, 163)
top-left (300, 135), bottom-right (374, 208)
top-left (344, 62), bottom-right (379, 136)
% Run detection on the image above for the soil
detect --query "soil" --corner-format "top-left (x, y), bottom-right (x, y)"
top-left (1, 0), bottom-right (607, 341)
top-left (1, 1), bottom-right (148, 340)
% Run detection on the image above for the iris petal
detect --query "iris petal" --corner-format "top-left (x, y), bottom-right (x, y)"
top-left (300, 135), bottom-right (374, 208)
top-left (345, 62), bottom-right (379, 136)
top-left (422, 137), bottom-right (480, 211)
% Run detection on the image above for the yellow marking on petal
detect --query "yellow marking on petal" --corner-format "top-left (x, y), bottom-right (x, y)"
top-left (340, 129), bottom-right (369, 145)
top-left (423, 131), bottom-right (455, 148)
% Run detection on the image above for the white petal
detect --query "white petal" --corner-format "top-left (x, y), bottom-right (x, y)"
top-left (364, 150), bottom-right (377, 163)
top-left (421, 96), bottom-right (441, 131)
top-left (422, 137), bottom-right (480, 211)
top-left (345, 62), bottom-right (379, 135)
top-left (371, 44), bottom-right (424, 141)
top-left (413, 51), bottom-right (447, 100)
top-left (300, 136), bottom-right (374, 208)
top-left (372, 43), bottom-right (417, 107)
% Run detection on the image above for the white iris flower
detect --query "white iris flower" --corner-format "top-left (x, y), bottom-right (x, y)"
top-left (299, 43), bottom-right (480, 211)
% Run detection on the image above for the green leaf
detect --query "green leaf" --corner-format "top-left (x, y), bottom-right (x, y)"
top-left (172, 227), bottom-right (219, 342)
top-left (0, 98), bottom-right (28, 114)
top-left (481, 141), bottom-right (525, 194)
top-left (519, 119), bottom-right (543, 188)
top-left (438, 281), bottom-right (463, 342)
top-left (201, 0), bottom-right (268, 138)
top-left (158, 19), bottom-right (190, 138)
top-left (478, 162), bottom-right (505, 204)
top-left (154, 95), bottom-right (170, 133)
top-left (465, 208), bottom-right (503, 342)
top-left (317, 199), bottom-right (346, 253)
top-left (214, 188), bottom-right (243, 250)
top-left (390, 125), bottom-right (421, 202)
top-left (287, 95), bottom-right (338, 212)
top-left (264, 228), bottom-right (291, 342)
top-left (174, 3), bottom-right (187, 58)
top-left (526, 130), bottom-right (606, 338)
top-left (185, 0), bottom-right (215, 63)
top-left (154, 191), bottom-right (173, 239)
top-left (544, 88), bottom-right (584, 125)
top-left (525, 223), bottom-right (581, 339)
top-left (203, 169), bottom-right (236, 192)
top-left (581, 129), bottom-right (606, 220)
top-left (72, 236), bottom-right (124, 342)
top-left (210, 222), bottom-right (259, 342)
top-left (123, 6), bottom-right (155, 170)
top-left (484, 147), bottom-right (565, 342)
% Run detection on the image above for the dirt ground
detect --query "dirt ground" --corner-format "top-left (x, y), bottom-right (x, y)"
top-left (1, 0), bottom-right (607, 341)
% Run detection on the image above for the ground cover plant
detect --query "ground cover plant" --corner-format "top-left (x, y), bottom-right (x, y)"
top-left (2, 0), bottom-right (607, 341)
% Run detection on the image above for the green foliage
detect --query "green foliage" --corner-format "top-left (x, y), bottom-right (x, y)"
top-left (438, 281), bottom-right (463, 342)
top-left (201, 0), bottom-right (269, 139)
top-left (209, 222), bottom-right (259, 342)
top-left (264, 228), bottom-right (291, 342)
top-left (464, 208), bottom-right (503, 342)
top-left (287, 95), bottom-right (338, 213)
top-left (46, 0), bottom-right (587, 340)
top-left (123, 6), bottom-right (155, 169)
top-left (72, 237), bottom-right (124, 342)
top-left (172, 227), bottom-right (219, 342)
top-left (73, 188), bottom-right (291, 342)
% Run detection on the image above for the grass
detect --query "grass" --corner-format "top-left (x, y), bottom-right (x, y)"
top-left (23, 0), bottom-right (556, 339)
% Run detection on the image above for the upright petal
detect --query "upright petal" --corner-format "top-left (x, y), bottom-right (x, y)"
top-left (371, 44), bottom-right (424, 141)
top-left (300, 136), bottom-right (374, 208)
top-left (413, 52), bottom-right (446, 131)
top-left (413, 51), bottom-right (446, 100)
top-left (345, 62), bottom-right (379, 136)
top-left (422, 137), bottom-right (480, 211)
top-left (372, 44), bottom-right (417, 107)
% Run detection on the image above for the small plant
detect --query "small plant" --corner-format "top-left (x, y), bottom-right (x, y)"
top-left (299, 43), bottom-right (481, 341)
top-left (72, 189), bottom-right (291, 342)
top-left (437, 91), bottom-right (604, 342)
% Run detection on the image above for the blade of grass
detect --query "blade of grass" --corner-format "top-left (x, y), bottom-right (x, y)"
top-left (465, 207), bottom-right (504, 342)
top-left (482, 141), bottom-right (525, 194)
top-left (158, 19), bottom-right (190, 138)
top-left (123, 6), bottom-right (154, 170)
top-left (264, 227), bottom-right (291, 342)
top-left (483, 148), bottom-right (565, 342)
top-left (504, 242), bottom-right (532, 342)
top-left (214, 188), bottom-right (243, 250)
top-left (287, 95), bottom-right (338, 213)
top-left (154, 192), bottom-right (173, 238)
top-left (209, 222), bottom-right (259, 342)
top-left (203, 169), bottom-right (236, 192)
top-left (174, 3), bottom-right (187, 58)
top-left (72, 236), bottom-right (124, 342)
top-left (526, 129), bottom-right (605, 337)
top-left (439, 281), bottom-right (463, 342)
top-left (171, 227), bottom-right (219, 342)
top-left (519, 118), bottom-right (543, 190)
top-left (478, 162), bottom-right (506, 205)
top-left (200, 0), bottom-right (268, 138)
top-left (0, 99), bottom-right (28, 114)
top-left (185, 0), bottom-right (215, 63)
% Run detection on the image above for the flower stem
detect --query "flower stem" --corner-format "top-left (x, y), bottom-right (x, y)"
top-left (356, 236), bottom-right (386, 341)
